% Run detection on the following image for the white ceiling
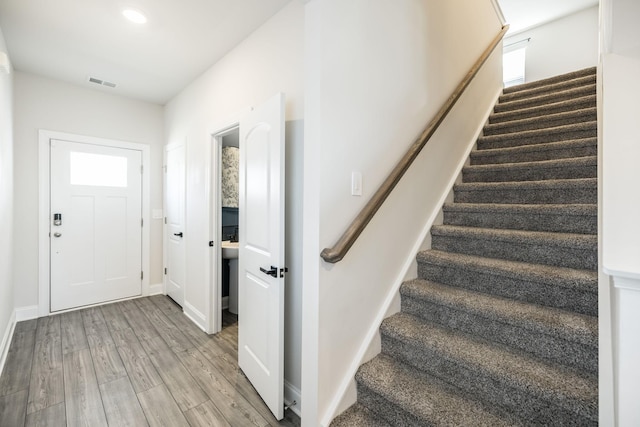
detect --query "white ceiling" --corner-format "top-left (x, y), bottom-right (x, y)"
top-left (0, 0), bottom-right (291, 104)
top-left (0, 0), bottom-right (599, 105)
top-left (499, 0), bottom-right (599, 34)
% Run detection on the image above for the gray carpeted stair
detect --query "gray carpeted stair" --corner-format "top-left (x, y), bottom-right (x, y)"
top-left (477, 121), bottom-right (597, 149)
top-left (430, 225), bottom-right (597, 270)
top-left (442, 203), bottom-right (597, 234)
top-left (490, 95), bottom-right (596, 123)
top-left (454, 178), bottom-right (597, 204)
top-left (332, 67), bottom-right (598, 426)
top-left (417, 250), bottom-right (597, 316)
top-left (499, 73), bottom-right (596, 102)
top-left (470, 137), bottom-right (597, 165)
top-left (494, 84), bottom-right (596, 113)
top-left (400, 279), bottom-right (598, 373)
top-left (482, 107), bottom-right (596, 135)
top-left (462, 156), bottom-right (597, 182)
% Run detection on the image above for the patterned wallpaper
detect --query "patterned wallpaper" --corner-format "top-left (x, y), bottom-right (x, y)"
top-left (221, 147), bottom-right (239, 208)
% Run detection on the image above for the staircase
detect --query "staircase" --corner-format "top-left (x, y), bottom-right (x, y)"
top-left (332, 67), bottom-right (598, 426)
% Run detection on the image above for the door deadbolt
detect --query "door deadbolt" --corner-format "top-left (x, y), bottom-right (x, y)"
top-left (53, 213), bottom-right (62, 226)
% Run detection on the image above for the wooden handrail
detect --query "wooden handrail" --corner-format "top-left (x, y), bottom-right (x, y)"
top-left (320, 25), bottom-right (509, 264)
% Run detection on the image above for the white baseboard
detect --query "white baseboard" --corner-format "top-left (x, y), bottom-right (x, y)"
top-left (184, 302), bottom-right (207, 332)
top-left (15, 305), bottom-right (39, 322)
top-left (285, 380), bottom-right (302, 417)
top-left (148, 283), bottom-right (164, 296)
top-left (0, 310), bottom-right (17, 378)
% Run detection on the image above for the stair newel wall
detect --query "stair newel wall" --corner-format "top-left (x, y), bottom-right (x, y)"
top-left (320, 65), bottom-right (503, 426)
top-left (600, 0), bottom-right (640, 422)
top-left (312, 26), bottom-right (504, 427)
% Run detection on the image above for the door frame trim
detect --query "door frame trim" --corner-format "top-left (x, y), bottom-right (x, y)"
top-left (202, 112), bottom-right (247, 334)
top-left (38, 129), bottom-right (151, 316)
top-left (207, 123), bottom-right (241, 334)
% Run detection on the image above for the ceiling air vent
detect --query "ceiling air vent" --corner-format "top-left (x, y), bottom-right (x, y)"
top-left (88, 76), bottom-right (116, 88)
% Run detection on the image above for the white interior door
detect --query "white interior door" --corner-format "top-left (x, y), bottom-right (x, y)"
top-left (50, 139), bottom-right (142, 312)
top-left (165, 142), bottom-right (186, 307)
top-left (238, 93), bottom-right (286, 420)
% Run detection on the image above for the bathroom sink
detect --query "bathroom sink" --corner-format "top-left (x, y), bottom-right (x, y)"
top-left (221, 241), bottom-right (239, 259)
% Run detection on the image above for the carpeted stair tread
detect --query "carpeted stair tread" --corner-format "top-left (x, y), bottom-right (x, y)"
top-left (499, 74), bottom-right (596, 102)
top-left (442, 202), bottom-right (596, 219)
top-left (417, 250), bottom-right (596, 294)
top-left (470, 137), bottom-right (597, 165)
top-left (463, 156), bottom-right (596, 182)
top-left (482, 107), bottom-right (596, 136)
top-left (489, 95), bottom-right (596, 124)
top-left (442, 202), bottom-right (597, 234)
top-left (400, 279), bottom-right (597, 348)
top-left (417, 250), bottom-right (597, 316)
top-left (400, 280), bottom-right (598, 373)
top-left (494, 84), bottom-right (596, 113)
top-left (355, 354), bottom-right (519, 426)
top-left (454, 178), bottom-right (597, 204)
top-left (380, 313), bottom-right (598, 424)
top-left (502, 67), bottom-right (595, 95)
top-left (477, 121), bottom-right (597, 150)
top-left (331, 404), bottom-right (391, 427)
top-left (430, 224), bottom-right (597, 270)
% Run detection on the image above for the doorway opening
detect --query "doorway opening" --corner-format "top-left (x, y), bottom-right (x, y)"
top-left (214, 126), bottom-right (241, 333)
top-left (210, 125), bottom-right (240, 334)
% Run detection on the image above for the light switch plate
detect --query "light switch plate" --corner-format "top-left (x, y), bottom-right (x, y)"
top-left (351, 172), bottom-right (362, 196)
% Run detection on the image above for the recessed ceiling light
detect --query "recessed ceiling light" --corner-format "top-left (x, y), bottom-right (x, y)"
top-left (122, 8), bottom-right (147, 24)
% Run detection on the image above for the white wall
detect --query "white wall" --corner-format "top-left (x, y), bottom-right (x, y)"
top-left (609, 0), bottom-right (640, 57)
top-left (163, 0), bottom-right (304, 410)
top-left (13, 72), bottom-right (164, 309)
top-left (302, 1), bottom-right (504, 425)
top-left (0, 25), bottom-right (15, 372)
top-left (602, 54), bottom-right (640, 277)
top-left (505, 6), bottom-right (599, 82)
top-left (600, 0), bottom-right (640, 425)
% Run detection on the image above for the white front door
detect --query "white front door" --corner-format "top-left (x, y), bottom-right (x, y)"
top-left (238, 93), bottom-right (286, 420)
top-left (50, 139), bottom-right (142, 312)
top-left (165, 142), bottom-right (186, 306)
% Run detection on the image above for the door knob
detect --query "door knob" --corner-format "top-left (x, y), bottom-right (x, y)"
top-left (53, 232), bottom-right (62, 238)
top-left (173, 232), bottom-right (183, 238)
top-left (260, 266), bottom-right (278, 277)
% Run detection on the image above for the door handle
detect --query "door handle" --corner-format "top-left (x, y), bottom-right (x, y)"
top-left (260, 266), bottom-right (278, 278)
top-left (173, 232), bottom-right (183, 238)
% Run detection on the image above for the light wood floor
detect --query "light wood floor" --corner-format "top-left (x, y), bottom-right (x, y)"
top-left (0, 295), bottom-right (301, 427)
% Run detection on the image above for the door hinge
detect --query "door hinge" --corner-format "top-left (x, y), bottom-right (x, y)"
top-left (164, 267), bottom-right (167, 275)
top-left (280, 267), bottom-right (289, 278)
top-left (209, 241), bottom-right (214, 247)
top-left (164, 217), bottom-right (167, 225)
top-left (163, 165), bottom-right (167, 173)
top-left (141, 271), bottom-right (144, 280)
top-left (141, 165), bottom-right (143, 174)
top-left (141, 218), bottom-right (143, 227)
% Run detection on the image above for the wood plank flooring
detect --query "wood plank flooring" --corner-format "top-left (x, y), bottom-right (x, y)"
top-left (0, 296), bottom-right (300, 427)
